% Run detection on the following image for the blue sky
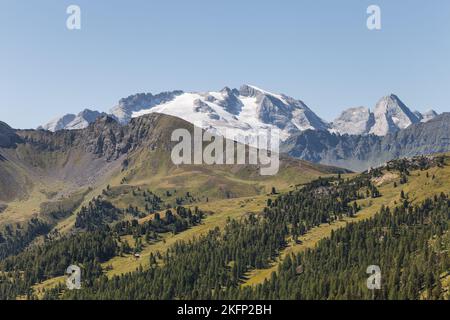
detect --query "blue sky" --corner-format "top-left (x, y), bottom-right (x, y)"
top-left (1, 0), bottom-right (449, 129)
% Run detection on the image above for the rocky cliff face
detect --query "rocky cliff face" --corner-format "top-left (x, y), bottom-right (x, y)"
top-left (0, 113), bottom-right (197, 203)
top-left (21, 113), bottom-right (188, 161)
top-left (369, 94), bottom-right (420, 136)
top-left (238, 85), bottom-right (329, 132)
top-left (39, 109), bottom-right (107, 132)
top-left (0, 122), bottom-right (21, 148)
top-left (331, 95), bottom-right (426, 136)
top-left (282, 113), bottom-right (450, 171)
top-left (330, 107), bottom-right (374, 135)
top-left (2, 113), bottom-right (344, 207)
top-left (40, 85), bottom-right (329, 144)
top-left (110, 91), bottom-right (184, 124)
top-left (419, 109), bottom-right (438, 123)
top-left (38, 114), bottom-right (76, 132)
top-left (40, 86), bottom-right (441, 143)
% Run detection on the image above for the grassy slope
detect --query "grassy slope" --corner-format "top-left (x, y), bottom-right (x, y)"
top-left (27, 153), bottom-right (334, 296)
top-left (51, 150), bottom-right (332, 234)
top-left (103, 195), bottom-right (272, 277)
top-left (0, 142), bottom-right (121, 226)
top-left (1, 112), bottom-right (339, 231)
top-left (242, 156), bottom-right (450, 287)
top-left (89, 150), bottom-right (339, 277)
top-left (30, 194), bottom-right (274, 296)
top-left (30, 155), bottom-right (450, 297)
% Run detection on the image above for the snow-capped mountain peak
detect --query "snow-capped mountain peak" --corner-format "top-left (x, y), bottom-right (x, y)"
top-left (330, 107), bottom-right (374, 135)
top-left (239, 85), bottom-right (289, 104)
top-left (110, 91), bottom-right (183, 124)
top-left (39, 109), bottom-right (106, 132)
top-left (39, 87), bottom-right (437, 140)
top-left (39, 113), bottom-right (76, 132)
top-left (420, 109), bottom-right (438, 123)
top-left (130, 85), bottom-right (328, 143)
top-left (330, 94), bottom-right (437, 136)
top-left (69, 109), bottom-right (108, 130)
top-left (369, 94), bottom-right (420, 136)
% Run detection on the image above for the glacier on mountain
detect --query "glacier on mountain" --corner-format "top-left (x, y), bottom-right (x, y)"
top-left (131, 85), bottom-right (329, 143)
top-left (39, 86), bottom-right (439, 141)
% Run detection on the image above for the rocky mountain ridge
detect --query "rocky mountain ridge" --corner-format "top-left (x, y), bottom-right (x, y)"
top-left (40, 87), bottom-right (439, 141)
top-left (283, 113), bottom-right (450, 171)
top-left (330, 94), bottom-right (437, 136)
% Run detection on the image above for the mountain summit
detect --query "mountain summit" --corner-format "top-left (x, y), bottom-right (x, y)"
top-left (130, 85), bottom-right (329, 142)
top-left (369, 94), bottom-right (420, 136)
top-left (415, 109), bottom-right (439, 123)
top-left (39, 87), bottom-right (439, 139)
top-left (39, 109), bottom-right (107, 132)
top-left (330, 106), bottom-right (374, 135)
top-left (331, 94), bottom-right (436, 136)
top-left (110, 91), bottom-right (184, 124)
top-left (40, 85), bottom-right (328, 141)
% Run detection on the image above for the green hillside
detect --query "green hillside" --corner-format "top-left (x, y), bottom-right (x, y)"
top-left (0, 114), bottom-right (340, 289)
top-left (1, 114), bottom-right (448, 300)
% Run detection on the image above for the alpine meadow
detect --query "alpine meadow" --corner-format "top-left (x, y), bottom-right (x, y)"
top-left (1, 1), bottom-right (450, 311)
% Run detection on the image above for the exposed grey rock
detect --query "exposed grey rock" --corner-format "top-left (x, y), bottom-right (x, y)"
top-left (238, 84), bottom-right (261, 98)
top-left (414, 110), bottom-right (424, 121)
top-left (193, 99), bottom-right (220, 120)
top-left (122, 85), bottom-right (329, 144)
top-left (332, 95), bottom-right (425, 136)
top-left (110, 91), bottom-right (183, 124)
top-left (39, 87), bottom-right (438, 144)
top-left (369, 94), bottom-right (420, 136)
top-left (282, 113), bottom-right (450, 171)
top-left (39, 109), bottom-right (107, 132)
top-left (67, 109), bottom-right (108, 130)
top-left (38, 113), bottom-right (76, 131)
top-left (331, 107), bottom-right (374, 135)
top-left (0, 121), bottom-right (21, 148)
top-left (420, 109), bottom-right (438, 123)
top-left (217, 87), bottom-right (243, 115)
top-left (237, 85), bottom-right (328, 133)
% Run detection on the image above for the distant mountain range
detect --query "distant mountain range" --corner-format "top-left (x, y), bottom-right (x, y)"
top-left (38, 109), bottom-right (107, 132)
top-left (39, 85), bottom-right (438, 140)
top-left (282, 113), bottom-right (450, 171)
top-left (40, 85), bottom-right (329, 142)
top-left (330, 94), bottom-right (435, 136)
top-left (30, 85), bottom-right (449, 171)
